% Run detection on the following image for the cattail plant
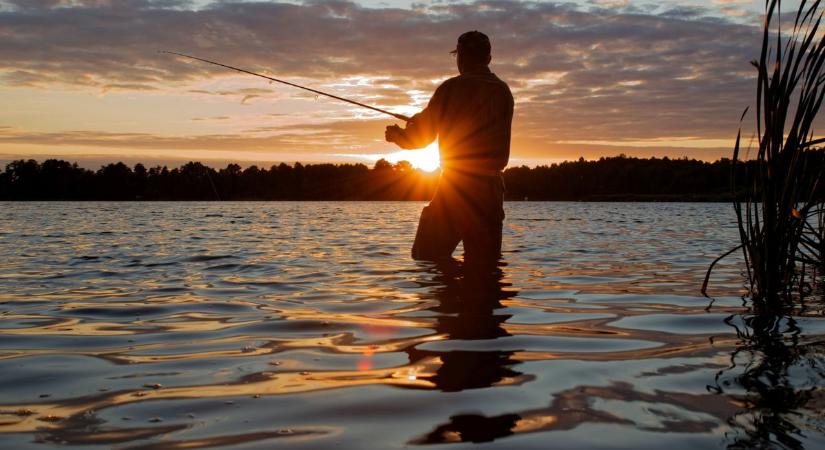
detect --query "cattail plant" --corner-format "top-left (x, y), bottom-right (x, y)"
top-left (704, 0), bottom-right (825, 306)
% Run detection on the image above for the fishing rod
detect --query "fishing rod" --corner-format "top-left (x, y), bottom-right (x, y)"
top-left (160, 50), bottom-right (411, 122)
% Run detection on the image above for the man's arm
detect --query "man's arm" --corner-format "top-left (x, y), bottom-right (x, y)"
top-left (385, 83), bottom-right (445, 149)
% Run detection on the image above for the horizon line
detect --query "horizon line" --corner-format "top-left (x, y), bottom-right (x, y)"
top-left (0, 153), bottom-right (746, 171)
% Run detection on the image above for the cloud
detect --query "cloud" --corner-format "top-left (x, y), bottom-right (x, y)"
top-left (184, 86), bottom-right (275, 103)
top-left (0, 0), bottom-right (784, 159)
top-left (0, 119), bottom-right (391, 154)
top-left (190, 115), bottom-right (230, 121)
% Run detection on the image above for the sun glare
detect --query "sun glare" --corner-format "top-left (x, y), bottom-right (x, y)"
top-left (383, 142), bottom-right (441, 172)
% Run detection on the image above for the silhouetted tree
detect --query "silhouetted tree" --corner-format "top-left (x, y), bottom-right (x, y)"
top-left (3, 153), bottom-right (821, 201)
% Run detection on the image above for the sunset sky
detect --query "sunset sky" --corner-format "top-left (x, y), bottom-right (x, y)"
top-left (0, 0), bottom-right (801, 169)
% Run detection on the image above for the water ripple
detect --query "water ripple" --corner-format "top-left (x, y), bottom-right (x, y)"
top-left (0, 202), bottom-right (821, 449)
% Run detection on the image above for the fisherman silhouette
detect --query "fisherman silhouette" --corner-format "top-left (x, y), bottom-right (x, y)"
top-left (385, 31), bottom-right (514, 264)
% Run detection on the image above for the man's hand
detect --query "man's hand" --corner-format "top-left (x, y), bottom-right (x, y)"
top-left (385, 124), bottom-right (404, 144)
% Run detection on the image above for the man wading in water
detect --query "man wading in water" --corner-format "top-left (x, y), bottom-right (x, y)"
top-left (385, 31), bottom-right (514, 265)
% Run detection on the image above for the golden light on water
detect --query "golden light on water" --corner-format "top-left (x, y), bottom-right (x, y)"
top-left (382, 142), bottom-right (441, 172)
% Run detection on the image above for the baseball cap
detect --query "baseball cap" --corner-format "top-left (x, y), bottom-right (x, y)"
top-left (450, 30), bottom-right (491, 57)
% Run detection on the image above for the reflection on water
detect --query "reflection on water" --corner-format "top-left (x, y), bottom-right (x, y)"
top-left (712, 310), bottom-right (825, 449)
top-left (0, 202), bottom-right (823, 449)
top-left (406, 260), bottom-right (530, 395)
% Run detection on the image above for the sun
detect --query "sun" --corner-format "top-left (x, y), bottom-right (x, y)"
top-left (383, 142), bottom-right (441, 172)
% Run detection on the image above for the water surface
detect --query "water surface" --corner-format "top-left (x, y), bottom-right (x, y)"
top-left (0, 202), bottom-right (823, 449)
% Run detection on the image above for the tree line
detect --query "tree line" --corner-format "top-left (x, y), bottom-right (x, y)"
top-left (1, 154), bottom-right (823, 201)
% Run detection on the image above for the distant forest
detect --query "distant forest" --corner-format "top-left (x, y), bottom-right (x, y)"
top-left (1, 154), bottom-right (823, 201)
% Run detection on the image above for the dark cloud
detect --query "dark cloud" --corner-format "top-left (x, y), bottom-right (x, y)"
top-left (0, 0), bottom-right (778, 151)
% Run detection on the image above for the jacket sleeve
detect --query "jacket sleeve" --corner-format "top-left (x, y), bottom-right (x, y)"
top-left (392, 82), bottom-right (447, 149)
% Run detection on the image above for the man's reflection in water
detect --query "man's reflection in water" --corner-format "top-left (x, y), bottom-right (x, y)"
top-left (409, 259), bottom-right (524, 390)
top-left (407, 259), bottom-right (528, 443)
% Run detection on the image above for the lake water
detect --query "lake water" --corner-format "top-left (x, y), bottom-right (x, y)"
top-left (0, 202), bottom-right (823, 449)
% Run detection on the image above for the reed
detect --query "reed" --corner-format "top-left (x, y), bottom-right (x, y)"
top-left (704, 0), bottom-right (825, 306)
